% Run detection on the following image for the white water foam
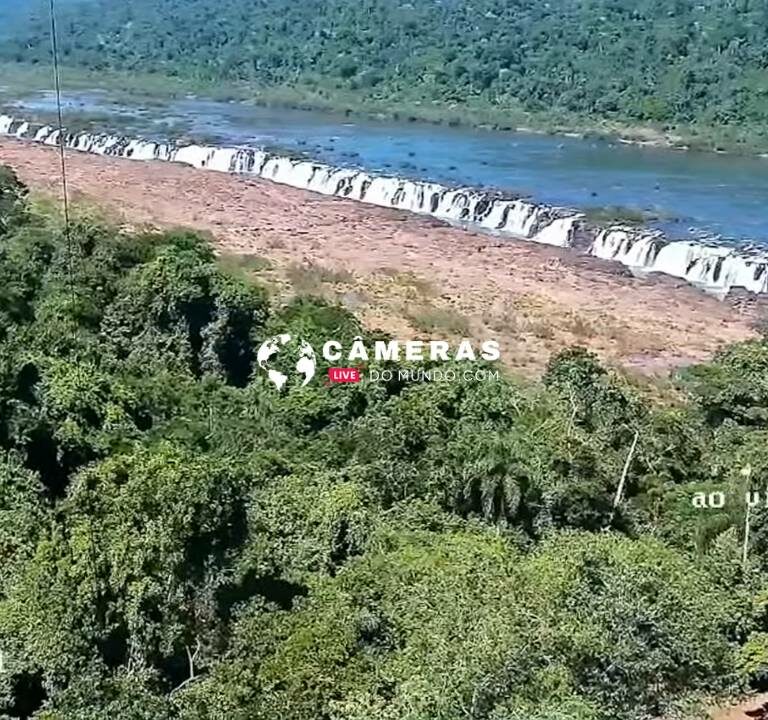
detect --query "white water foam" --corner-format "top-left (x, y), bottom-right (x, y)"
top-left (591, 227), bottom-right (768, 297)
top-left (2, 113), bottom-right (766, 296)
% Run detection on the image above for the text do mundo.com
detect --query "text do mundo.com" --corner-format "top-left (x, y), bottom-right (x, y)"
top-left (328, 367), bottom-right (501, 384)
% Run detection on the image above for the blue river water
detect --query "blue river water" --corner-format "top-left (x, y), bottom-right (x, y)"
top-left (8, 90), bottom-right (768, 244)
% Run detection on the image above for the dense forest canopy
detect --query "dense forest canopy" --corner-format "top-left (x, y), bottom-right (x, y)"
top-left (2, 0), bottom-right (768, 148)
top-left (0, 0), bottom-right (86, 37)
top-left (2, 164), bottom-right (768, 717)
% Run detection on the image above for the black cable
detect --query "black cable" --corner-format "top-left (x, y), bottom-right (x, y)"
top-left (48, 0), bottom-right (75, 301)
top-left (47, 0), bottom-right (105, 610)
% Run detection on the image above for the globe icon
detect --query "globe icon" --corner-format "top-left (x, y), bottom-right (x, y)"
top-left (256, 333), bottom-right (316, 389)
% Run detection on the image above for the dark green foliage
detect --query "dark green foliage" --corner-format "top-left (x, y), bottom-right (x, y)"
top-left (99, 231), bottom-right (269, 382)
top-left (1, 166), bottom-right (768, 718)
top-left (4, 0), bottom-right (768, 146)
top-left (179, 529), bottom-right (738, 720)
top-left (0, 167), bottom-right (27, 235)
top-left (680, 340), bottom-right (768, 426)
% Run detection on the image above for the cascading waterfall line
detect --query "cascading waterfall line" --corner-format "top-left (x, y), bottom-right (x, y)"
top-left (3, 110), bottom-right (768, 296)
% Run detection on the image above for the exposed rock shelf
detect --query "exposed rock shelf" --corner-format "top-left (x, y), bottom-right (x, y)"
top-left (2, 113), bottom-right (766, 296)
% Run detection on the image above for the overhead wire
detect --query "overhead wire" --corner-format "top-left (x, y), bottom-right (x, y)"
top-left (47, 0), bottom-right (76, 301)
top-left (47, 0), bottom-right (103, 602)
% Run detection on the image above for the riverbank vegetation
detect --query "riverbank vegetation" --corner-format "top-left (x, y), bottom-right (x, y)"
top-left (2, 163), bottom-right (768, 718)
top-left (2, 0), bottom-right (768, 153)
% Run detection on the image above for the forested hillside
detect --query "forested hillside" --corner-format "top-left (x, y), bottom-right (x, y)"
top-left (0, 0), bottom-right (84, 37)
top-left (2, 164), bottom-right (768, 718)
top-left (2, 0), bottom-right (768, 149)
top-left (0, 0), bottom-right (31, 35)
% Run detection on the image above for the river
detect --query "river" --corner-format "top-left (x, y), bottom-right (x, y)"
top-left (7, 89), bottom-right (768, 246)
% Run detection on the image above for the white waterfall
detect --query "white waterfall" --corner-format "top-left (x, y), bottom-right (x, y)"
top-left (590, 228), bottom-right (768, 296)
top-left (0, 113), bottom-right (579, 244)
top-left (2, 112), bottom-right (766, 296)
